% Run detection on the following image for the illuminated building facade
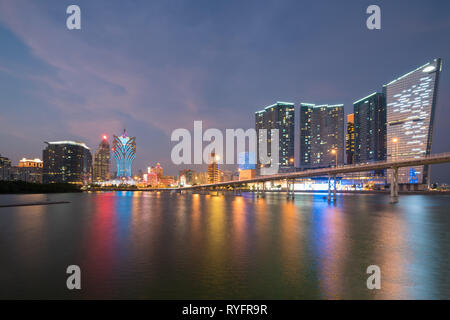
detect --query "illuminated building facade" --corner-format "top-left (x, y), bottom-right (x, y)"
top-left (13, 158), bottom-right (44, 183)
top-left (239, 169), bottom-right (256, 180)
top-left (144, 172), bottom-right (158, 186)
top-left (384, 58), bottom-right (442, 185)
top-left (220, 170), bottom-right (233, 182)
top-left (346, 114), bottom-right (355, 164)
top-left (150, 163), bottom-right (163, 179)
top-left (193, 172), bottom-right (208, 185)
top-left (93, 135), bottom-right (110, 182)
top-left (179, 169), bottom-right (194, 186)
top-left (255, 102), bottom-right (295, 172)
top-left (42, 141), bottom-right (92, 184)
top-left (353, 92), bottom-right (386, 164)
top-left (208, 152), bottom-right (219, 184)
top-left (112, 129), bottom-right (136, 178)
top-left (18, 158), bottom-right (43, 168)
top-left (159, 176), bottom-right (175, 187)
top-left (298, 103), bottom-right (344, 168)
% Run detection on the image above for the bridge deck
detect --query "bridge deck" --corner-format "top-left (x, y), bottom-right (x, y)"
top-left (180, 152), bottom-right (450, 190)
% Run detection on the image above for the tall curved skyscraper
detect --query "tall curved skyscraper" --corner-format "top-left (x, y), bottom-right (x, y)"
top-left (384, 58), bottom-right (442, 186)
top-left (112, 129), bottom-right (136, 178)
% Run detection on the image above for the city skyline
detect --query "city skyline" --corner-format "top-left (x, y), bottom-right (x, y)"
top-left (1, 1), bottom-right (450, 181)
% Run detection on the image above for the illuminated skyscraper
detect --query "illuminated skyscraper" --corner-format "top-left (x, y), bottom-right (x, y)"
top-left (208, 152), bottom-right (219, 184)
top-left (353, 92), bottom-right (386, 164)
top-left (384, 58), bottom-right (442, 185)
top-left (255, 102), bottom-right (295, 172)
top-left (112, 129), bottom-right (136, 178)
top-left (298, 103), bottom-right (344, 168)
top-left (346, 114), bottom-right (355, 164)
top-left (93, 135), bottom-right (110, 182)
top-left (42, 141), bottom-right (92, 184)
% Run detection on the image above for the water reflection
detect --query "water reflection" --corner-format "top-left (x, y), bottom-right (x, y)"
top-left (14, 202), bottom-right (48, 269)
top-left (310, 200), bottom-right (349, 299)
top-left (0, 192), bottom-right (449, 299)
top-left (83, 192), bottom-right (116, 296)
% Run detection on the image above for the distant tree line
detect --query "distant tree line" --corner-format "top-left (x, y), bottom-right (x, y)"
top-left (0, 181), bottom-right (82, 194)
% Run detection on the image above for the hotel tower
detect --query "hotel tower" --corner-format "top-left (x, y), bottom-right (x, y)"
top-left (384, 58), bottom-right (442, 186)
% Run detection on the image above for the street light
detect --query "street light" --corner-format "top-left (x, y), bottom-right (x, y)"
top-left (392, 138), bottom-right (399, 161)
top-left (331, 149), bottom-right (338, 167)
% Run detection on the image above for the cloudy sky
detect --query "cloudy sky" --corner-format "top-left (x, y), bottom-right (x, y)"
top-left (0, 0), bottom-right (449, 181)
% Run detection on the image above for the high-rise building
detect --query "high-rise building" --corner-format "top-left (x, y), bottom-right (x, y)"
top-left (179, 169), bottom-right (194, 186)
top-left (298, 103), bottom-right (345, 168)
top-left (255, 102), bottom-right (295, 172)
top-left (93, 135), bottom-right (110, 182)
top-left (112, 129), bottom-right (136, 178)
top-left (384, 58), bottom-right (442, 185)
top-left (42, 141), bottom-right (92, 184)
top-left (208, 152), bottom-right (219, 184)
top-left (0, 154), bottom-right (12, 181)
top-left (150, 163), bottom-right (163, 179)
top-left (346, 114), bottom-right (355, 165)
top-left (353, 92), bottom-right (386, 164)
top-left (144, 172), bottom-right (158, 186)
top-left (145, 163), bottom-right (164, 185)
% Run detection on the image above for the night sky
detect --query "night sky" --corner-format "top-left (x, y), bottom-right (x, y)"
top-left (0, 0), bottom-right (449, 182)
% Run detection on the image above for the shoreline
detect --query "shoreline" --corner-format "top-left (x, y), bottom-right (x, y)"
top-left (0, 201), bottom-right (71, 208)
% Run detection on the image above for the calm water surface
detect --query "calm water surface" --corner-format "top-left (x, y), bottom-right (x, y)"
top-left (0, 191), bottom-right (449, 299)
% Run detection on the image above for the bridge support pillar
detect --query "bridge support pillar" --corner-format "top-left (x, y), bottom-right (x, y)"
top-left (286, 179), bottom-right (294, 200)
top-left (390, 167), bottom-right (399, 203)
top-left (328, 175), bottom-right (331, 202)
top-left (256, 183), bottom-right (261, 198)
top-left (286, 179), bottom-right (290, 199)
top-left (333, 175), bottom-right (337, 202)
top-left (327, 175), bottom-right (337, 202)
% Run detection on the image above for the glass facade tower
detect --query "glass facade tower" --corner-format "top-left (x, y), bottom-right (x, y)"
top-left (384, 58), bottom-right (442, 185)
top-left (353, 92), bottom-right (386, 164)
top-left (42, 141), bottom-right (92, 184)
top-left (255, 102), bottom-right (295, 172)
top-left (298, 103), bottom-right (344, 168)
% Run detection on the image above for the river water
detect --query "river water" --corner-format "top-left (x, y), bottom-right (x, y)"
top-left (0, 191), bottom-right (449, 299)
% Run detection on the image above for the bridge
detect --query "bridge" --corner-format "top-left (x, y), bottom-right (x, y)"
top-left (179, 152), bottom-right (450, 203)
